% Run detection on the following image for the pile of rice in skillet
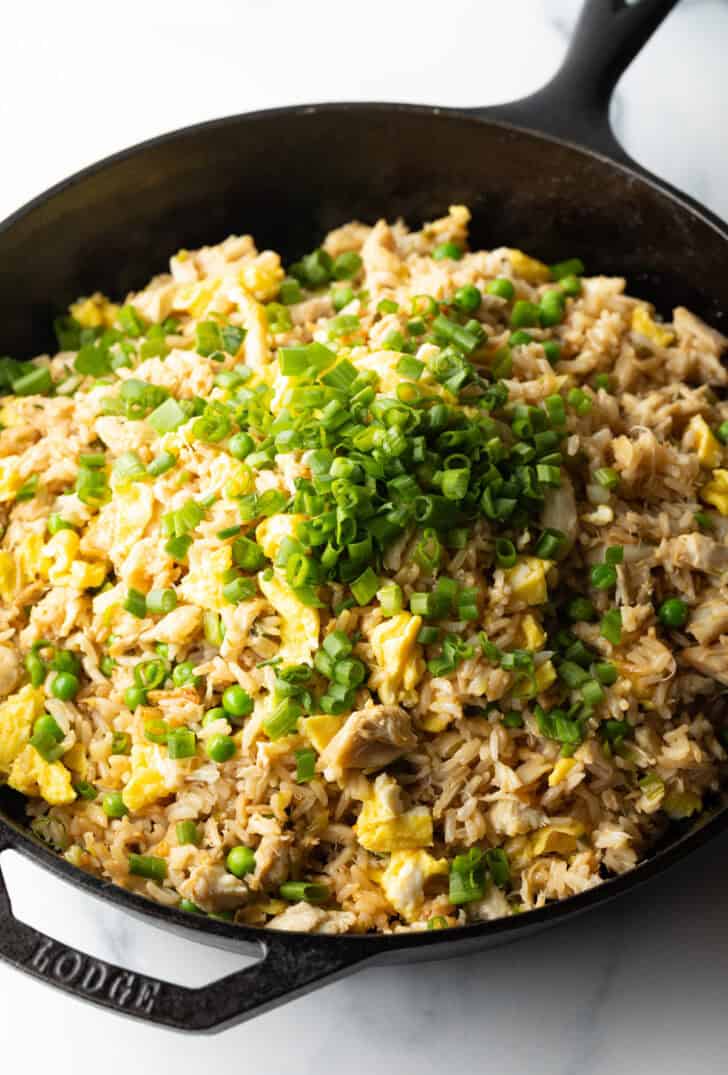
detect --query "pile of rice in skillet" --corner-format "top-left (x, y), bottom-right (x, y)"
top-left (0, 205), bottom-right (727, 935)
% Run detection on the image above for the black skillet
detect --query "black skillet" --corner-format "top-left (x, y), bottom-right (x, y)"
top-left (1, 0), bottom-right (727, 1033)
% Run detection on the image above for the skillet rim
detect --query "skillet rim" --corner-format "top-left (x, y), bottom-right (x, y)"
top-left (1, 98), bottom-right (728, 953)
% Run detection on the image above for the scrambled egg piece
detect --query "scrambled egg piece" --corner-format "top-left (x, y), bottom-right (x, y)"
top-left (505, 557), bottom-right (551, 606)
top-left (41, 529), bottom-right (107, 590)
top-left (368, 612), bottom-right (424, 704)
top-left (70, 560), bottom-right (107, 589)
top-left (44, 530), bottom-right (79, 583)
top-left (421, 711), bottom-right (453, 733)
top-left (172, 278), bottom-right (221, 319)
top-left (238, 252), bottom-right (284, 302)
top-left (505, 249), bottom-right (550, 283)
top-left (62, 742), bottom-right (88, 781)
top-left (18, 530), bottom-right (48, 583)
top-left (0, 551), bottom-right (18, 602)
top-left (687, 415), bottom-right (722, 468)
top-left (0, 685), bottom-right (46, 775)
top-left (0, 458), bottom-right (24, 503)
top-left (356, 774), bottom-right (434, 853)
top-left (178, 543), bottom-right (231, 612)
top-left (256, 514), bottom-right (306, 561)
top-left (301, 714), bottom-right (346, 753)
top-left (631, 306), bottom-right (675, 347)
top-left (69, 293), bottom-right (119, 329)
top-left (8, 745), bottom-right (76, 806)
top-left (520, 613), bottom-right (546, 650)
top-left (380, 850), bottom-right (448, 921)
top-left (531, 819), bottom-right (584, 857)
top-left (258, 570), bottom-right (319, 664)
top-left (548, 757), bottom-right (577, 787)
top-left (701, 468), bottom-right (728, 516)
top-left (122, 743), bottom-right (184, 813)
top-left (237, 292), bottom-right (271, 372)
top-left (100, 483), bottom-right (154, 568)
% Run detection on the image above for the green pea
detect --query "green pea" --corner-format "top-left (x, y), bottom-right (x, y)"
top-left (539, 289), bottom-right (566, 327)
top-left (226, 845), bottom-right (256, 878)
top-left (124, 685), bottom-right (147, 711)
top-left (172, 661), bottom-right (199, 688)
top-left (25, 653), bottom-right (46, 687)
top-left (51, 671), bottom-right (80, 701)
top-left (103, 791), bottom-right (128, 819)
top-left (658, 597), bottom-right (688, 628)
top-left (206, 734), bottom-right (236, 763)
top-left (202, 707), bottom-right (227, 727)
top-left (486, 278), bottom-right (515, 301)
top-left (221, 684), bottom-right (253, 719)
top-left (453, 284), bottom-right (481, 313)
top-left (510, 300), bottom-right (541, 329)
top-left (432, 242), bottom-right (463, 261)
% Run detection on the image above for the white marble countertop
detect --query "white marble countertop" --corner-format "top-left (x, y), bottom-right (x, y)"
top-left (2, 0), bottom-right (728, 1069)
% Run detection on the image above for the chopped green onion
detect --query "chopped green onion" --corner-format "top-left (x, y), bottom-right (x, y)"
top-left (295, 748), bottom-right (316, 783)
top-left (600, 608), bottom-right (622, 645)
top-left (449, 848), bottom-right (486, 904)
top-left (146, 588), bottom-right (177, 615)
top-left (279, 881), bottom-right (329, 902)
top-left (176, 821), bottom-right (200, 845)
top-left (128, 853), bottom-right (167, 882)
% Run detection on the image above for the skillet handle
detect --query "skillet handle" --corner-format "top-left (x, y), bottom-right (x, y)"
top-left (0, 842), bottom-right (363, 1033)
top-left (472, 0), bottom-right (679, 165)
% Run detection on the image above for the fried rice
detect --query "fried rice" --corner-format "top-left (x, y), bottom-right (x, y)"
top-left (0, 204), bottom-right (726, 934)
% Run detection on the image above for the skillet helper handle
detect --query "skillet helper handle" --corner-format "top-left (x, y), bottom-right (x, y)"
top-left (0, 842), bottom-right (361, 1032)
top-left (473, 0), bottom-right (680, 164)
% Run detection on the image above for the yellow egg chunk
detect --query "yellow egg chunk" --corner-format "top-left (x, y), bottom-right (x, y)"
top-left (69, 559), bottom-right (108, 590)
top-left (701, 469), bottom-right (728, 516)
top-left (548, 757), bottom-right (577, 787)
top-left (256, 514), bottom-right (307, 561)
top-left (505, 249), bottom-right (551, 283)
top-left (122, 744), bottom-right (182, 813)
top-left (62, 742), bottom-right (88, 781)
top-left (380, 850), bottom-right (448, 921)
top-left (43, 529), bottom-right (80, 583)
top-left (531, 820), bottom-right (585, 857)
top-left (237, 293), bottom-right (271, 371)
top-left (356, 776), bottom-right (433, 853)
top-left (8, 745), bottom-right (76, 806)
top-left (368, 612), bottom-right (424, 704)
top-left (18, 531), bottom-right (49, 584)
top-left (631, 305), bottom-right (675, 347)
top-left (356, 803), bottom-right (434, 853)
top-left (301, 714), bottom-right (346, 753)
top-left (258, 570), bottom-right (319, 665)
top-left (69, 293), bottom-right (119, 329)
top-left (178, 543), bottom-right (231, 612)
top-left (0, 460), bottom-right (24, 503)
top-left (520, 613), bottom-right (546, 650)
top-left (687, 415), bottom-right (722, 468)
top-left (504, 557), bottom-right (551, 606)
top-left (0, 685), bottom-right (46, 775)
top-left (239, 252), bottom-right (284, 302)
top-left (0, 551), bottom-right (18, 602)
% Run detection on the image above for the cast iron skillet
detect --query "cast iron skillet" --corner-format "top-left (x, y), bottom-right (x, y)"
top-left (1, 0), bottom-right (727, 1033)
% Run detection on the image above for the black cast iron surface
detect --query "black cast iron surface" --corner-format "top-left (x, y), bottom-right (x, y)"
top-left (1, 0), bottom-right (727, 1031)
